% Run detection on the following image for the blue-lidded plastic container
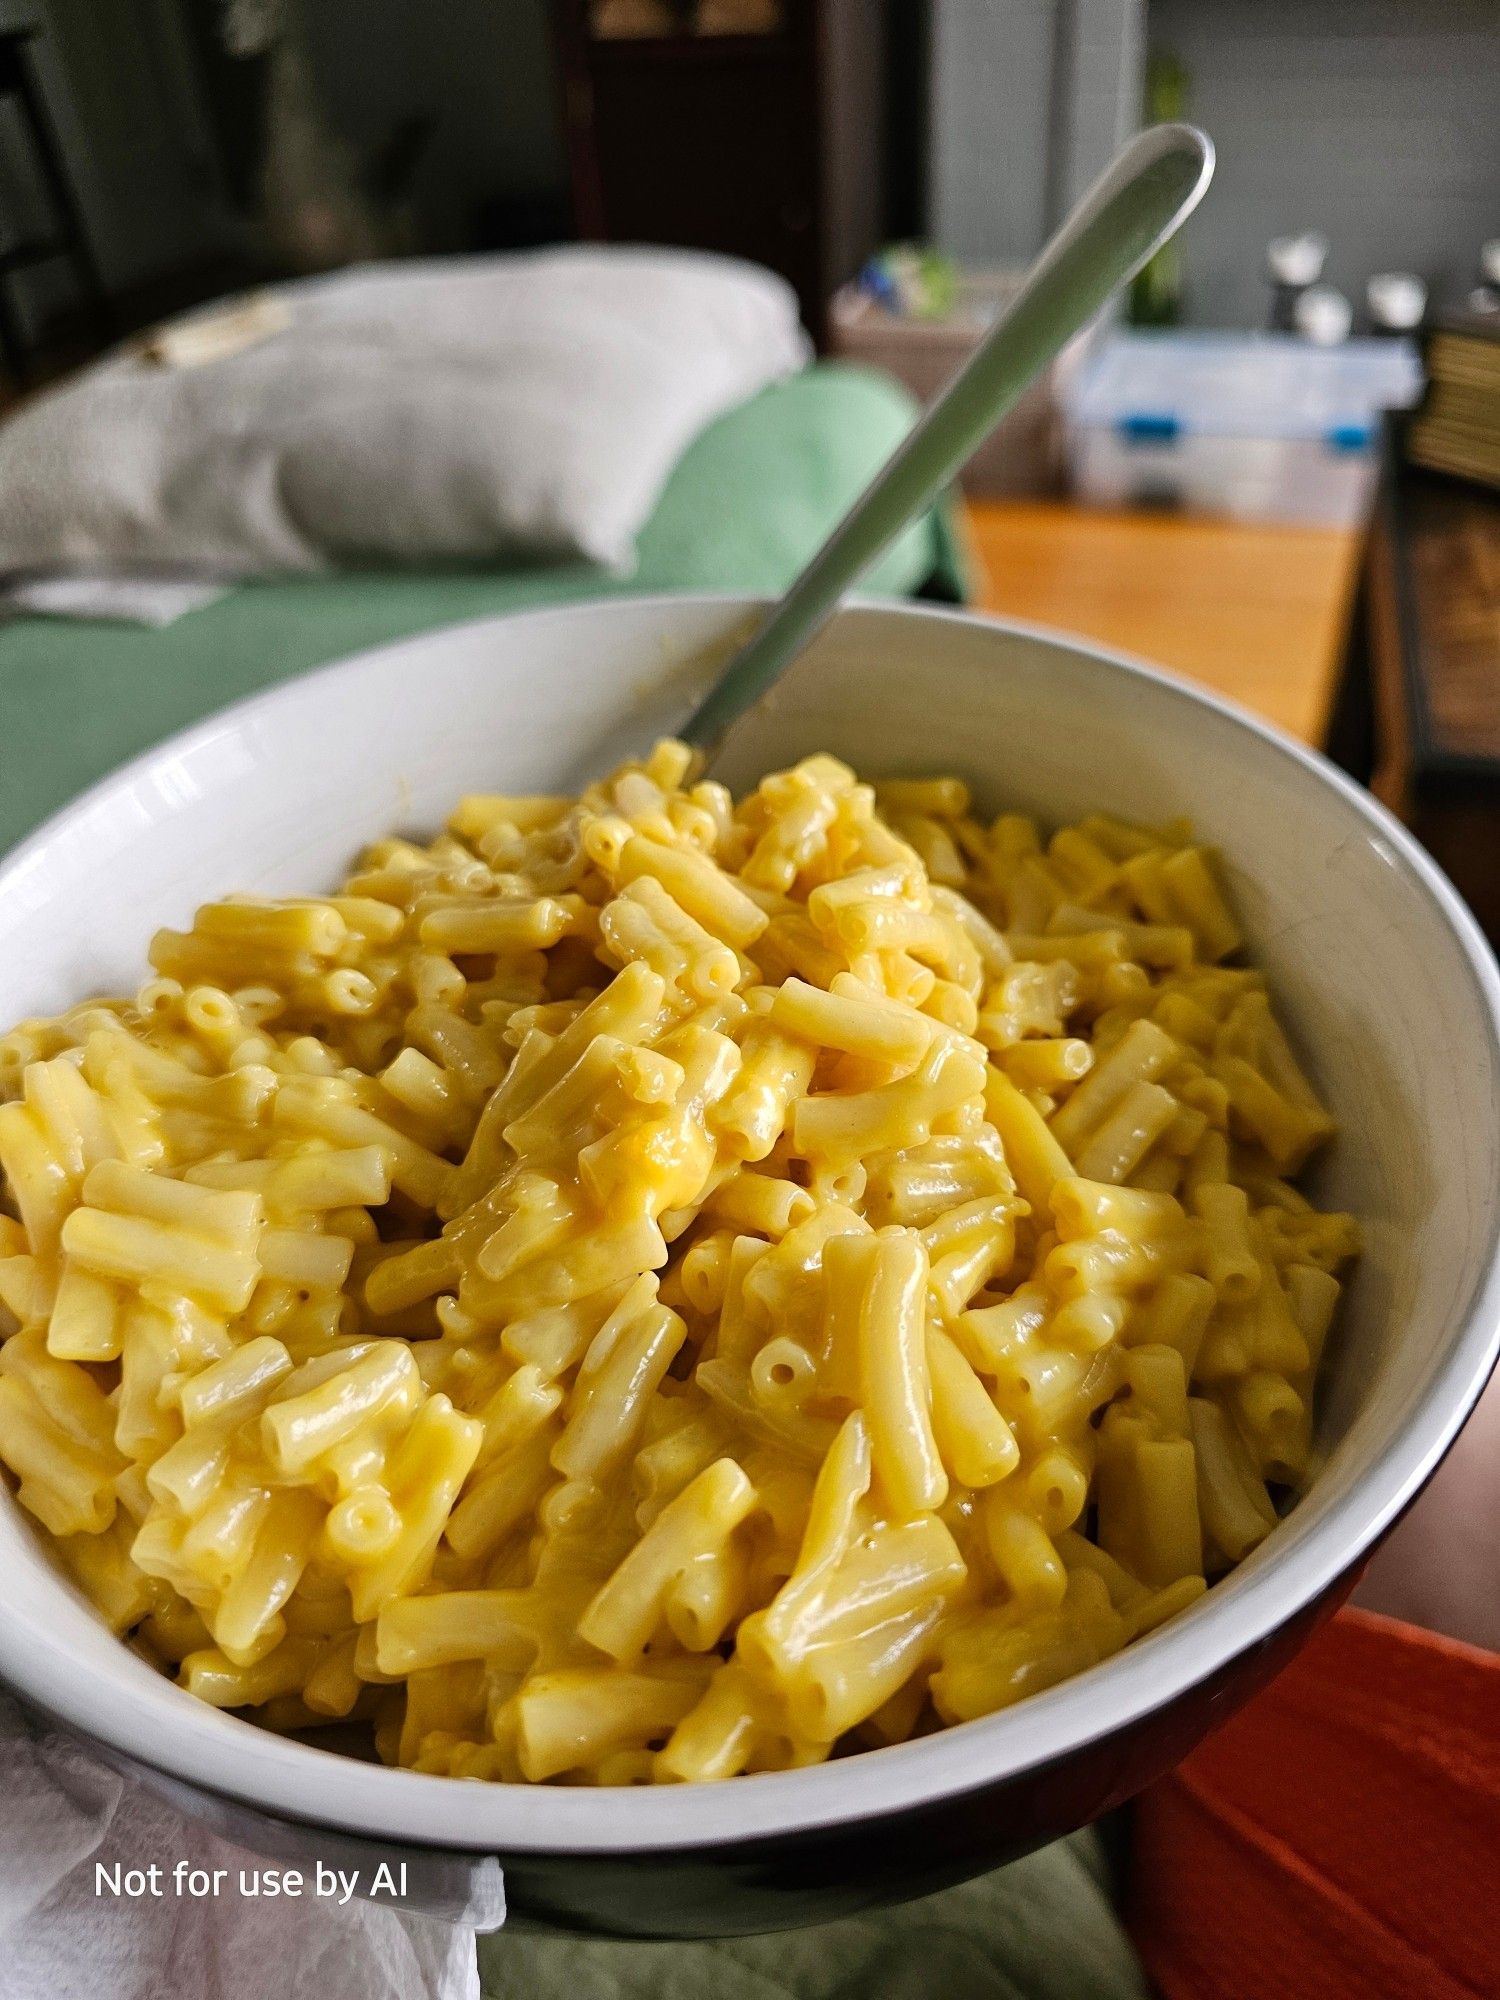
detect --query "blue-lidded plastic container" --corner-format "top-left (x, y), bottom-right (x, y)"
top-left (1060, 331), bottom-right (1423, 526)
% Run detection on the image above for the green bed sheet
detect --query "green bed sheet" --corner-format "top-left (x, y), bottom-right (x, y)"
top-left (477, 1835), bottom-right (1148, 2000)
top-left (0, 362), bottom-right (968, 857)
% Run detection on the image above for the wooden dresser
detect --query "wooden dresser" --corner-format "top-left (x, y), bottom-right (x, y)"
top-left (550, 0), bottom-right (887, 344)
top-left (1356, 457), bottom-right (1500, 946)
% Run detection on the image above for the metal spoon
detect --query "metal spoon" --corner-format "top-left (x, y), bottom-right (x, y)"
top-left (679, 122), bottom-right (1214, 758)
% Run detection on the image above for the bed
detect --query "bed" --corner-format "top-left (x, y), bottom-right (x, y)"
top-left (0, 362), bottom-right (967, 855)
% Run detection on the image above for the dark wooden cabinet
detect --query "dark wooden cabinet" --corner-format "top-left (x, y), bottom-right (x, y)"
top-left (1332, 430), bottom-right (1500, 951)
top-left (551, 0), bottom-right (887, 344)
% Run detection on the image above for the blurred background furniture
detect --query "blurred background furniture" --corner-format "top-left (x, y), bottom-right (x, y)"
top-left (0, 23), bottom-right (107, 383)
top-left (1332, 434), bottom-right (1500, 947)
top-left (550, 0), bottom-right (890, 345)
top-left (1, 2), bottom-right (1495, 358)
top-left (1406, 308), bottom-right (1500, 488)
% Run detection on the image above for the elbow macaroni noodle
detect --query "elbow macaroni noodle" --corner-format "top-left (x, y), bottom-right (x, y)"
top-left (0, 744), bottom-right (1357, 1783)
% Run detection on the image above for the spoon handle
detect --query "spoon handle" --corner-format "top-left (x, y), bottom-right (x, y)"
top-left (680, 122), bottom-right (1214, 756)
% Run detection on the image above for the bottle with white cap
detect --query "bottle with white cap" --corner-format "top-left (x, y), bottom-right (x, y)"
top-left (1468, 239), bottom-right (1500, 316)
top-left (1294, 284), bottom-right (1353, 346)
top-left (1367, 272), bottom-right (1427, 337)
top-left (1267, 232), bottom-right (1329, 332)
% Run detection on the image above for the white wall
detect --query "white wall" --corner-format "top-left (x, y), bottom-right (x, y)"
top-left (931, 0), bottom-right (1057, 266)
top-left (1147, 0), bottom-right (1500, 327)
top-left (929, 0), bottom-right (1144, 269)
top-left (928, 0), bottom-right (1500, 325)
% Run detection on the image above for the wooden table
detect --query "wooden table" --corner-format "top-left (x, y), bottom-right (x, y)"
top-left (963, 500), bottom-right (1364, 746)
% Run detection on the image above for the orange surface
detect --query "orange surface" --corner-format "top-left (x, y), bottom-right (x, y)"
top-left (964, 500), bottom-right (1363, 746)
top-left (1129, 1607), bottom-right (1500, 2000)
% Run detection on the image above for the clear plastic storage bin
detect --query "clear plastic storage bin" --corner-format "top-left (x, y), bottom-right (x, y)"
top-left (830, 272), bottom-right (1065, 496)
top-left (1060, 331), bottom-right (1423, 527)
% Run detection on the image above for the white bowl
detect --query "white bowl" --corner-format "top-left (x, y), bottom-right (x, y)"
top-left (2, 596), bottom-right (1498, 1936)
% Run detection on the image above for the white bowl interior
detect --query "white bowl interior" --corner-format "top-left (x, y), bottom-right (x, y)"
top-left (2, 596), bottom-right (1497, 1853)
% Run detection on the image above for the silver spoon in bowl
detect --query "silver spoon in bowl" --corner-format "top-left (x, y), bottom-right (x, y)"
top-left (678, 122), bottom-right (1214, 763)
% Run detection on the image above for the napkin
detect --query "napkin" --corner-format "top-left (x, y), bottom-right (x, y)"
top-left (1128, 1607), bottom-right (1500, 2000)
top-left (0, 1693), bottom-right (477, 2000)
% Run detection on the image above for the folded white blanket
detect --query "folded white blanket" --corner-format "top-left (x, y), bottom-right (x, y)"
top-left (0, 248), bottom-right (809, 582)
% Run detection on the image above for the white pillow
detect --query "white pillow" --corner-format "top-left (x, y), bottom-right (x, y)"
top-left (0, 248), bottom-right (810, 577)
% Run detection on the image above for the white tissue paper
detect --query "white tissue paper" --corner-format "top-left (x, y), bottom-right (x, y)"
top-left (0, 574), bottom-right (230, 626)
top-left (0, 1695), bottom-right (478, 2000)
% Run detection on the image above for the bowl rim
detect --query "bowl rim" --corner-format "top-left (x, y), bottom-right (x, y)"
top-left (2, 590), bottom-right (1498, 1856)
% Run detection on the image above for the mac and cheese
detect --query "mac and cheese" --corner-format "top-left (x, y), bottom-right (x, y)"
top-left (0, 745), bottom-right (1356, 1783)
